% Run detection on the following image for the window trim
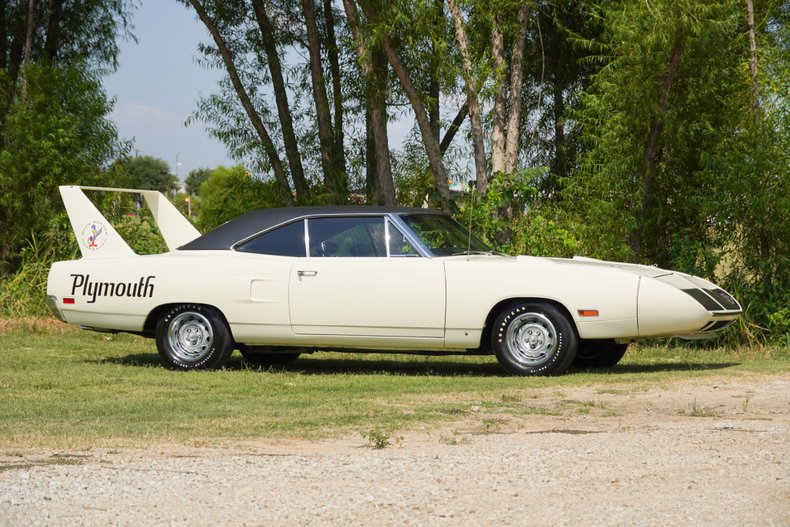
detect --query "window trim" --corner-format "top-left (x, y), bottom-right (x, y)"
top-left (233, 218), bottom-right (308, 257)
top-left (305, 215), bottom-right (388, 258)
top-left (388, 214), bottom-right (431, 257)
top-left (230, 212), bottom-right (433, 258)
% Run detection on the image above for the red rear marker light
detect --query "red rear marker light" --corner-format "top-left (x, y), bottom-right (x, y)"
top-left (578, 309), bottom-right (599, 317)
top-left (63, 298), bottom-right (75, 305)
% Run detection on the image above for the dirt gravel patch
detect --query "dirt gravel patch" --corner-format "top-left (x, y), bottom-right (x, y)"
top-left (1, 376), bottom-right (788, 526)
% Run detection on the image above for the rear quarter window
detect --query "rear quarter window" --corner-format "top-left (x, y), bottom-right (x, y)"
top-left (236, 220), bottom-right (306, 257)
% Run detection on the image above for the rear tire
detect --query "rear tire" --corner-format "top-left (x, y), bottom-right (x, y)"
top-left (492, 302), bottom-right (578, 376)
top-left (155, 304), bottom-right (233, 370)
top-left (573, 339), bottom-right (628, 369)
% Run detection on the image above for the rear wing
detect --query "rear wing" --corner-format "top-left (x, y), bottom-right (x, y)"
top-left (60, 186), bottom-right (201, 259)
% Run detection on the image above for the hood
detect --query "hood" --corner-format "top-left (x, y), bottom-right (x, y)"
top-left (513, 255), bottom-right (673, 279)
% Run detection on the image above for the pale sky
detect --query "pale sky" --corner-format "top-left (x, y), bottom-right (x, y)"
top-left (103, 1), bottom-right (460, 187)
top-left (104, 2), bottom-right (234, 181)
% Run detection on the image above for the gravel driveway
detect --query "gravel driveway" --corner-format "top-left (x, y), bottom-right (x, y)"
top-left (2, 376), bottom-right (788, 526)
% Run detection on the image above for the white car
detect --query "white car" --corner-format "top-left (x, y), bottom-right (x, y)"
top-left (46, 186), bottom-right (742, 375)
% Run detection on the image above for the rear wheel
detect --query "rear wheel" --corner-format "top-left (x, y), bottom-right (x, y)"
top-left (155, 305), bottom-right (233, 370)
top-left (573, 339), bottom-right (628, 369)
top-left (492, 302), bottom-right (578, 376)
top-left (240, 349), bottom-right (301, 367)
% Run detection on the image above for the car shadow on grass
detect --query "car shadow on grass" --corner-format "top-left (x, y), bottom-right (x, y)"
top-left (600, 362), bottom-right (740, 374)
top-left (98, 353), bottom-right (740, 377)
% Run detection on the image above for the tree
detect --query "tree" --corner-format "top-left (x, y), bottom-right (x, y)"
top-left (250, 0), bottom-right (309, 200)
top-left (488, 1), bottom-right (530, 178)
top-left (0, 63), bottom-right (125, 265)
top-left (302, 0), bottom-right (348, 200)
top-left (447, 0), bottom-right (486, 194)
top-left (342, 0), bottom-right (395, 205)
top-left (0, 0), bottom-right (134, 266)
top-left (185, 167), bottom-right (211, 196)
top-left (119, 155), bottom-right (178, 195)
top-left (362, 0), bottom-right (452, 211)
top-left (197, 165), bottom-right (284, 230)
top-left (564, 0), bottom-right (788, 341)
top-left (183, 0), bottom-right (354, 204)
top-left (184, 0), bottom-right (296, 206)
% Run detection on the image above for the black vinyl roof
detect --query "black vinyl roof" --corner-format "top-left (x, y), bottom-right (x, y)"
top-left (179, 205), bottom-right (438, 251)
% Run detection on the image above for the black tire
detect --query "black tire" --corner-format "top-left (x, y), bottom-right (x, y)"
top-left (573, 339), bottom-right (628, 369)
top-left (239, 349), bottom-right (301, 367)
top-left (492, 302), bottom-right (578, 376)
top-left (155, 304), bottom-right (234, 370)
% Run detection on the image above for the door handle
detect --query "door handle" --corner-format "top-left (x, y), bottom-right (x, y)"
top-left (297, 270), bottom-right (318, 281)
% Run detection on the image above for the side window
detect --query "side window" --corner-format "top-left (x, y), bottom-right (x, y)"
top-left (236, 220), bottom-right (306, 257)
top-left (308, 217), bottom-right (386, 257)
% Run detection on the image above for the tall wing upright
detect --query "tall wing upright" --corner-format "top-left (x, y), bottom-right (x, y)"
top-left (59, 186), bottom-right (202, 258)
top-left (60, 186), bottom-right (136, 259)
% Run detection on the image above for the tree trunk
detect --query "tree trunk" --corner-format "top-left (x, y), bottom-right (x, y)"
top-left (43, 0), bottom-right (62, 61)
top-left (369, 44), bottom-right (395, 206)
top-left (0, 0), bottom-right (8, 70)
top-left (550, 79), bottom-right (566, 184)
top-left (745, 0), bottom-right (759, 110)
top-left (322, 0), bottom-right (346, 173)
top-left (7, 0), bottom-right (27, 83)
top-left (380, 33), bottom-right (450, 211)
top-left (503, 4), bottom-right (529, 174)
top-left (364, 107), bottom-right (378, 203)
top-left (490, 17), bottom-right (507, 174)
top-left (188, 0), bottom-right (293, 206)
top-left (23, 0), bottom-right (36, 65)
top-left (302, 0), bottom-right (347, 200)
top-left (440, 101), bottom-right (469, 154)
top-left (251, 0), bottom-right (309, 202)
top-left (428, 0), bottom-right (442, 143)
top-left (342, 0), bottom-right (395, 206)
top-left (448, 0), bottom-right (487, 195)
top-left (637, 26), bottom-right (685, 258)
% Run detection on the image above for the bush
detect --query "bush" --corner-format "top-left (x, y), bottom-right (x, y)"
top-left (198, 165), bottom-right (284, 231)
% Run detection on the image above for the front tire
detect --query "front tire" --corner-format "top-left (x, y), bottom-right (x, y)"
top-left (155, 305), bottom-right (233, 370)
top-left (492, 302), bottom-right (578, 376)
top-left (573, 339), bottom-right (628, 369)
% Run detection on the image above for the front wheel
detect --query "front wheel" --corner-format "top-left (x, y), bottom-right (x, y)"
top-left (492, 302), bottom-right (578, 376)
top-left (155, 305), bottom-right (234, 370)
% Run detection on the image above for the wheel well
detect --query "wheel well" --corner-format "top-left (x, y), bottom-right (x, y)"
top-left (143, 303), bottom-right (233, 339)
top-left (480, 298), bottom-right (578, 350)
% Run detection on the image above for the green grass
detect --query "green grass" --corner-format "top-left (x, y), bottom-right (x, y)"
top-left (0, 321), bottom-right (788, 448)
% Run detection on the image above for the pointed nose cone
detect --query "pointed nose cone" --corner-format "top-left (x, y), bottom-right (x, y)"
top-left (638, 277), bottom-right (710, 337)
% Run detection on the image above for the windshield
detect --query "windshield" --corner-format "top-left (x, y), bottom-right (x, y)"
top-left (399, 214), bottom-right (493, 256)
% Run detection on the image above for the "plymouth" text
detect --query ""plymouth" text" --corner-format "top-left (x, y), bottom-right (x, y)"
top-left (70, 274), bottom-right (155, 303)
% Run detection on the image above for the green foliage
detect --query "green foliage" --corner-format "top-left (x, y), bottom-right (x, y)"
top-left (565, 0), bottom-right (788, 343)
top-left (458, 170), bottom-right (581, 257)
top-left (360, 429), bottom-right (391, 449)
top-left (114, 214), bottom-right (170, 256)
top-left (198, 165), bottom-right (285, 231)
top-left (0, 64), bottom-right (125, 265)
top-left (115, 155), bottom-right (178, 195)
top-left (185, 167), bottom-right (212, 196)
top-left (0, 215), bottom-right (76, 317)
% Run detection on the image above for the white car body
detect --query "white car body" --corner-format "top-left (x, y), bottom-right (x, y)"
top-left (46, 186), bottom-right (742, 375)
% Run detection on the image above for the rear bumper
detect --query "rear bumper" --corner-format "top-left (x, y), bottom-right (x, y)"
top-left (45, 295), bottom-right (66, 322)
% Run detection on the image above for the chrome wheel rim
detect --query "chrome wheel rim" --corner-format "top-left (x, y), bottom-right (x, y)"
top-left (168, 311), bottom-right (213, 363)
top-left (505, 312), bottom-right (557, 367)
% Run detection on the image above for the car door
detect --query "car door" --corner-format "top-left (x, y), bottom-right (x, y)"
top-left (289, 216), bottom-right (446, 338)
